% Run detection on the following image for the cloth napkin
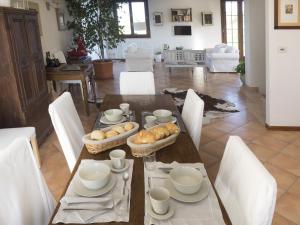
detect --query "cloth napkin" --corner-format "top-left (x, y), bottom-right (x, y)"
top-left (144, 162), bottom-right (226, 225)
top-left (52, 159), bottom-right (134, 224)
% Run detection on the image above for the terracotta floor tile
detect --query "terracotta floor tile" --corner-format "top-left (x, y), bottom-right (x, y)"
top-left (269, 154), bottom-right (300, 176)
top-left (264, 163), bottom-right (297, 191)
top-left (292, 137), bottom-right (300, 147)
top-left (206, 162), bottom-right (220, 183)
top-left (281, 144), bottom-right (300, 160)
top-left (288, 179), bottom-right (300, 198)
top-left (262, 131), bottom-right (300, 144)
top-left (209, 120), bottom-right (241, 133)
top-left (276, 193), bottom-right (300, 224)
top-left (199, 151), bottom-right (219, 167)
top-left (202, 126), bottom-right (227, 140)
top-left (272, 213), bottom-right (297, 225)
top-left (230, 126), bottom-right (263, 142)
top-left (200, 141), bottom-right (226, 160)
top-left (252, 135), bottom-right (289, 152)
top-left (248, 143), bottom-right (279, 162)
top-left (200, 134), bottom-right (213, 146)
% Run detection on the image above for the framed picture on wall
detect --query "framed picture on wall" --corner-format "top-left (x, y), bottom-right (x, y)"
top-left (275, 0), bottom-right (300, 29)
top-left (56, 8), bottom-right (67, 31)
top-left (153, 12), bottom-right (163, 26)
top-left (201, 12), bottom-right (213, 26)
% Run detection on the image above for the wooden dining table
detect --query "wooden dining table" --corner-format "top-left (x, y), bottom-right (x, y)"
top-left (49, 94), bottom-right (231, 225)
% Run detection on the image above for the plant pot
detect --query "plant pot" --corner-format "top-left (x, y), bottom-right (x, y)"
top-left (239, 73), bottom-right (246, 85)
top-left (93, 60), bottom-right (113, 80)
top-left (154, 54), bottom-right (162, 63)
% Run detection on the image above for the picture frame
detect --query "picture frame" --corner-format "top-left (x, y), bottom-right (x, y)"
top-left (275, 0), bottom-right (300, 29)
top-left (56, 8), bottom-right (67, 31)
top-left (201, 12), bottom-right (213, 26)
top-left (153, 12), bottom-right (163, 26)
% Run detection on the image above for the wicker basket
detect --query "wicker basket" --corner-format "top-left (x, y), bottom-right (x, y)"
top-left (127, 125), bottom-right (180, 157)
top-left (82, 122), bottom-right (139, 154)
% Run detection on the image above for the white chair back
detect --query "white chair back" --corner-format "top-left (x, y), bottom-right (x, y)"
top-left (215, 136), bottom-right (277, 225)
top-left (48, 92), bottom-right (85, 171)
top-left (120, 72), bottom-right (155, 95)
top-left (0, 138), bottom-right (56, 225)
top-left (181, 89), bottom-right (204, 151)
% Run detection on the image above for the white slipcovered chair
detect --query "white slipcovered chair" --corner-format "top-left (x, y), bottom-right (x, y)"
top-left (0, 127), bottom-right (41, 168)
top-left (181, 89), bottom-right (204, 151)
top-left (0, 138), bottom-right (56, 225)
top-left (48, 92), bottom-right (85, 172)
top-left (124, 43), bottom-right (154, 72)
top-left (215, 136), bottom-right (277, 225)
top-left (120, 72), bottom-right (155, 95)
top-left (205, 44), bottom-right (239, 72)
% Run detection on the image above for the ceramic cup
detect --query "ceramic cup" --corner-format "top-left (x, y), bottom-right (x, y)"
top-left (149, 187), bottom-right (170, 215)
top-left (119, 103), bottom-right (130, 114)
top-left (145, 115), bottom-right (157, 125)
top-left (109, 149), bottom-right (126, 169)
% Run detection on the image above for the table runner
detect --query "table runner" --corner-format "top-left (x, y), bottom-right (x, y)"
top-left (144, 162), bottom-right (226, 225)
top-left (52, 159), bottom-right (133, 224)
top-left (93, 111), bottom-right (136, 130)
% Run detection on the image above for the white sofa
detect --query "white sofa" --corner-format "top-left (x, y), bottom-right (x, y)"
top-left (124, 43), bottom-right (154, 72)
top-left (206, 44), bottom-right (239, 73)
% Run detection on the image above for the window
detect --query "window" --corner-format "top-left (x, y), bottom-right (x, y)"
top-left (221, 0), bottom-right (244, 58)
top-left (117, 0), bottom-right (150, 38)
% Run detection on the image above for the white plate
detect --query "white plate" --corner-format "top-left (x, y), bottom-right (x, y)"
top-left (100, 116), bottom-right (126, 125)
top-left (164, 178), bottom-right (209, 203)
top-left (110, 160), bottom-right (130, 173)
top-left (146, 201), bottom-right (175, 221)
top-left (155, 116), bottom-right (177, 125)
top-left (73, 175), bottom-right (116, 197)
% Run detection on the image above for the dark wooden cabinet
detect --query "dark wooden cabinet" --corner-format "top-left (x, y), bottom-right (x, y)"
top-left (0, 7), bottom-right (51, 143)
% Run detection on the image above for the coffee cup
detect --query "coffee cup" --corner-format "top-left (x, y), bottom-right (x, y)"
top-left (119, 103), bottom-right (130, 114)
top-left (149, 187), bottom-right (170, 215)
top-left (109, 149), bottom-right (126, 169)
top-left (145, 115), bottom-right (157, 125)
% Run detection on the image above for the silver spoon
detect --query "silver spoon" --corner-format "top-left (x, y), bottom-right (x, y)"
top-left (122, 172), bottom-right (129, 195)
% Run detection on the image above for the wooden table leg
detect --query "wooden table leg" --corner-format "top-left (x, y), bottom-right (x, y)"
top-left (89, 73), bottom-right (96, 103)
top-left (81, 78), bottom-right (89, 116)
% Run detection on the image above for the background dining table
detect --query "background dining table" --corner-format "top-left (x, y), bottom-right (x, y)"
top-left (48, 94), bottom-right (232, 225)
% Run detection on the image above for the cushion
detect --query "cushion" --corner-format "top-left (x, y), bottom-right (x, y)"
top-left (126, 43), bottom-right (138, 53)
top-left (225, 46), bottom-right (234, 53)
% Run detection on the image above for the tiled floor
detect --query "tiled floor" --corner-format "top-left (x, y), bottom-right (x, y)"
top-left (40, 62), bottom-right (300, 225)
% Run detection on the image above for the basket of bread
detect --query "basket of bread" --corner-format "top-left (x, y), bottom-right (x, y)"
top-left (82, 122), bottom-right (139, 154)
top-left (127, 123), bottom-right (180, 157)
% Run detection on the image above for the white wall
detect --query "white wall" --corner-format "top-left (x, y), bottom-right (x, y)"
top-left (110, 0), bottom-right (222, 58)
top-left (266, 0), bottom-right (300, 126)
top-left (245, 0), bottom-right (266, 94)
top-left (29, 0), bottom-right (72, 62)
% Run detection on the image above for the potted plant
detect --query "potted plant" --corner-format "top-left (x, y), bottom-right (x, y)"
top-left (66, 0), bottom-right (124, 79)
top-left (235, 61), bottom-right (245, 85)
top-left (154, 51), bottom-right (162, 63)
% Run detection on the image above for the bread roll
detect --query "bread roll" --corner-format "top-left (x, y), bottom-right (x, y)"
top-left (149, 126), bottom-right (170, 140)
top-left (90, 130), bottom-right (106, 140)
top-left (112, 125), bottom-right (125, 134)
top-left (124, 122), bottom-right (134, 131)
top-left (134, 130), bottom-right (156, 144)
top-left (105, 130), bottom-right (119, 138)
top-left (164, 123), bottom-right (180, 134)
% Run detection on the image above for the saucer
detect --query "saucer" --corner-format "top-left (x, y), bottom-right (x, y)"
top-left (155, 116), bottom-right (177, 125)
top-left (164, 178), bottom-right (209, 203)
top-left (110, 160), bottom-right (130, 173)
top-left (73, 175), bottom-right (116, 197)
top-left (146, 201), bottom-right (175, 221)
top-left (100, 116), bottom-right (126, 125)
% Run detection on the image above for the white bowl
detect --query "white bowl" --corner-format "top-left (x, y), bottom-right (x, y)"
top-left (153, 109), bottom-right (172, 123)
top-left (169, 166), bottom-right (203, 194)
top-left (78, 162), bottom-right (111, 190)
top-left (104, 109), bottom-right (123, 122)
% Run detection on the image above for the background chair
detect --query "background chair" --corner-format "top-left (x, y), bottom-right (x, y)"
top-left (120, 72), bottom-right (156, 95)
top-left (124, 43), bottom-right (154, 72)
top-left (0, 127), bottom-right (41, 168)
top-left (48, 92), bottom-right (85, 171)
top-left (215, 136), bottom-right (277, 225)
top-left (181, 89), bottom-right (204, 151)
top-left (0, 138), bottom-right (56, 225)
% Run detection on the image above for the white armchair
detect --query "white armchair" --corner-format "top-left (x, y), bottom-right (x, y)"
top-left (124, 43), bottom-right (154, 72)
top-left (206, 44), bottom-right (239, 73)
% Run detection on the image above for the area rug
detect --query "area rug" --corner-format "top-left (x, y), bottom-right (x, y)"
top-left (161, 88), bottom-right (239, 124)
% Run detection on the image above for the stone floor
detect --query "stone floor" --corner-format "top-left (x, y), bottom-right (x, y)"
top-left (40, 62), bottom-right (300, 225)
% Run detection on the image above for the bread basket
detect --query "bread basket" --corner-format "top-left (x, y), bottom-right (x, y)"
top-left (127, 124), bottom-right (180, 157)
top-left (83, 122), bottom-right (139, 154)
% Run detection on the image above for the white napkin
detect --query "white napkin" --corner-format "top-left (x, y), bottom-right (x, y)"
top-left (144, 162), bottom-right (226, 225)
top-left (52, 159), bottom-right (134, 224)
